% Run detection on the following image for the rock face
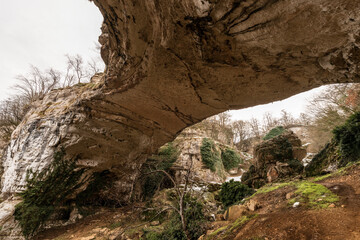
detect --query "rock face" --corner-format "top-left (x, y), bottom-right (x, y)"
top-left (242, 131), bottom-right (306, 188)
top-left (1, 1), bottom-right (360, 237)
top-left (173, 129), bottom-right (227, 184)
top-left (2, 0), bottom-right (360, 199)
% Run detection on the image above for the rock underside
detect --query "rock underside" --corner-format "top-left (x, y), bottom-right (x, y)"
top-left (1, 0), bottom-right (360, 238)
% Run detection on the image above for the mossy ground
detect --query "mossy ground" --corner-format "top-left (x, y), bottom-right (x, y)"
top-left (206, 215), bottom-right (257, 240)
top-left (288, 182), bottom-right (339, 208)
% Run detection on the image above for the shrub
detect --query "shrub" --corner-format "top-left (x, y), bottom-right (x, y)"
top-left (143, 196), bottom-right (206, 240)
top-left (221, 148), bottom-right (243, 171)
top-left (219, 180), bottom-right (254, 207)
top-left (263, 126), bottom-right (285, 140)
top-left (200, 138), bottom-right (221, 172)
top-left (14, 149), bottom-right (86, 238)
top-left (333, 111), bottom-right (360, 165)
top-left (141, 143), bottom-right (179, 200)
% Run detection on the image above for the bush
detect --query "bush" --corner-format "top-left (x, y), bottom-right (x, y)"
top-left (219, 180), bottom-right (254, 207)
top-left (263, 126), bottom-right (285, 140)
top-left (333, 111), bottom-right (360, 164)
top-left (200, 138), bottom-right (221, 172)
top-left (141, 143), bottom-right (179, 200)
top-left (221, 148), bottom-right (243, 171)
top-left (143, 196), bottom-right (206, 240)
top-left (14, 150), bottom-right (86, 238)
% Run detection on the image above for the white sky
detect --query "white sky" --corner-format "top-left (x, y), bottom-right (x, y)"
top-left (0, 0), bottom-right (103, 99)
top-left (0, 0), bottom-right (324, 120)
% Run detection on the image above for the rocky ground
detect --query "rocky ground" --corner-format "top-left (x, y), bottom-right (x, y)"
top-left (204, 163), bottom-right (360, 240)
top-left (28, 162), bottom-right (360, 240)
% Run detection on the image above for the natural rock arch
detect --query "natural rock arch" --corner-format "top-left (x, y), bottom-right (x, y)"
top-left (1, 0), bottom-right (360, 202)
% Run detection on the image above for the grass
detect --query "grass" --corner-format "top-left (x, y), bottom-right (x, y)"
top-left (244, 182), bottom-right (295, 202)
top-left (206, 215), bottom-right (257, 240)
top-left (288, 182), bottom-right (339, 209)
top-left (311, 161), bottom-right (360, 182)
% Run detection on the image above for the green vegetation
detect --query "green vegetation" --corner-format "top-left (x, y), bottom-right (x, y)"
top-left (333, 111), bottom-right (360, 165)
top-left (141, 143), bottom-right (179, 200)
top-left (245, 182), bottom-right (295, 201)
top-left (219, 180), bottom-right (254, 207)
top-left (306, 111), bottom-right (360, 176)
top-left (206, 215), bottom-right (257, 240)
top-left (221, 148), bottom-right (243, 171)
top-left (288, 182), bottom-right (339, 209)
top-left (200, 138), bottom-right (221, 172)
top-left (263, 126), bottom-right (285, 140)
top-left (305, 141), bottom-right (340, 176)
top-left (14, 150), bottom-right (86, 239)
top-left (143, 196), bottom-right (206, 240)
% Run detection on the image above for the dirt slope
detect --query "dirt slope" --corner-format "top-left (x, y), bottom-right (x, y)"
top-left (228, 165), bottom-right (360, 240)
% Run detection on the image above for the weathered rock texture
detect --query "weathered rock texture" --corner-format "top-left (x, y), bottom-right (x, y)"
top-left (1, 0), bottom-right (360, 229)
top-left (242, 130), bottom-right (306, 188)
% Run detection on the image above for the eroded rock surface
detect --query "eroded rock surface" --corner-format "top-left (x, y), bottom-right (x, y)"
top-left (242, 130), bottom-right (306, 187)
top-left (1, 1), bottom-right (360, 238)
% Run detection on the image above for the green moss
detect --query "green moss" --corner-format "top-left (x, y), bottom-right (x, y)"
top-left (221, 148), bottom-right (243, 171)
top-left (312, 173), bottom-right (333, 182)
top-left (289, 182), bottom-right (339, 209)
top-left (14, 149), bottom-right (86, 239)
top-left (263, 126), bottom-right (285, 140)
top-left (246, 182), bottom-right (295, 201)
top-left (206, 215), bottom-right (257, 240)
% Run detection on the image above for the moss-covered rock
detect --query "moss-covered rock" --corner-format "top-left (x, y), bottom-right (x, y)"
top-left (242, 130), bottom-right (305, 188)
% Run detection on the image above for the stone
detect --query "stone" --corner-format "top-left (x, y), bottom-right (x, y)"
top-left (150, 221), bottom-right (160, 226)
top-left (215, 214), bottom-right (224, 221)
top-left (225, 205), bottom-right (247, 221)
top-left (69, 208), bottom-right (83, 222)
top-left (286, 192), bottom-right (295, 200)
top-left (267, 166), bottom-right (279, 183)
top-left (243, 130), bottom-right (305, 187)
top-left (2, 1), bottom-right (360, 238)
top-left (293, 202), bottom-right (300, 208)
top-left (247, 199), bottom-right (259, 212)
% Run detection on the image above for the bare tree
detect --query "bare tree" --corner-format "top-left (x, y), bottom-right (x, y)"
top-left (66, 54), bottom-right (88, 84)
top-left (262, 112), bottom-right (278, 133)
top-left (141, 156), bottom-right (197, 240)
top-left (0, 96), bottom-right (29, 141)
top-left (14, 66), bottom-right (60, 102)
top-left (216, 111), bottom-right (231, 127)
top-left (232, 120), bottom-right (249, 147)
top-left (279, 109), bottom-right (295, 127)
top-left (249, 117), bottom-right (261, 139)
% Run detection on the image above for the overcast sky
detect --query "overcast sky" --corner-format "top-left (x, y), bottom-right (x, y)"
top-left (0, 0), bottom-right (103, 99)
top-left (0, 0), bottom-right (324, 121)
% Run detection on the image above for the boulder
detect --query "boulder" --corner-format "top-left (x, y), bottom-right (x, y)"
top-left (242, 130), bottom-right (306, 188)
top-left (225, 205), bottom-right (248, 221)
top-left (247, 199), bottom-right (259, 212)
